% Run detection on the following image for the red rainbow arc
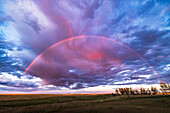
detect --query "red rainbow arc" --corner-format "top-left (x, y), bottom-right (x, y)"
top-left (22, 35), bottom-right (160, 81)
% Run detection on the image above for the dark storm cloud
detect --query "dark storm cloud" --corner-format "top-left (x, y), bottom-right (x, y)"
top-left (0, 0), bottom-right (170, 90)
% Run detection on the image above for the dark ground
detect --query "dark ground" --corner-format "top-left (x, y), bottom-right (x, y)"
top-left (0, 94), bottom-right (170, 113)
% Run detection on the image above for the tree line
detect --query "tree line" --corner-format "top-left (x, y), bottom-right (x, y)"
top-left (112, 82), bottom-right (170, 96)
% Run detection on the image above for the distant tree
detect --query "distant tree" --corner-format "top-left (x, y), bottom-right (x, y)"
top-left (119, 88), bottom-right (125, 95)
top-left (140, 87), bottom-right (142, 94)
top-left (140, 87), bottom-right (146, 95)
top-left (144, 88), bottom-right (147, 95)
top-left (151, 86), bottom-right (157, 95)
top-left (146, 88), bottom-right (151, 95)
top-left (111, 93), bottom-right (116, 96)
top-left (134, 89), bottom-right (139, 95)
top-left (130, 87), bottom-right (134, 95)
top-left (143, 88), bottom-right (146, 95)
top-left (125, 88), bottom-right (130, 97)
top-left (151, 86), bottom-right (154, 95)
top-left (115, 89), bottom-right (119, 95)
top-left (160, 82), bottom-right (166, 95)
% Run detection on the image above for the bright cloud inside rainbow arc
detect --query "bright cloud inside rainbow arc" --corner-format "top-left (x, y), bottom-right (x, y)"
top-left (23, 36), bottom-right (159, 89)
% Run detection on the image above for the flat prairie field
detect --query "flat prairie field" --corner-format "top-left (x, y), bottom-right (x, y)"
top-left (0, 94), bottom-right (170, 113)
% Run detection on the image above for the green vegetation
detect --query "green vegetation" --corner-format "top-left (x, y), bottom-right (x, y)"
top-left (0, 94), bottom-right (169, 113)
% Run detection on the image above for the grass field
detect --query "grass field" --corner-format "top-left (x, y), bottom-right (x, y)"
top-left (0, 94), bottom-right (170, 113)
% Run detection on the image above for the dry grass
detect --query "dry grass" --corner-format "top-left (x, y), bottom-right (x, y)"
top-left (0, 94), bottom-right (101, 101)
top-left (0, 94), bottom-right (170, 113)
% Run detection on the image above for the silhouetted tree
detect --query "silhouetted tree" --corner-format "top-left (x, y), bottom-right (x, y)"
top-left (119, 88), bottom-right (125, 95)
top-left (111, 93), bottom-right (116, 96)
top-left (124, 88), bottom-right (130, 97)
top-left (115, 89), bottom-right (119, 95)
top-left (160, 82), bottom-right (165, 95)
top-left (134, 89), bottom-right (139, 95)
top-left (130, 87), bottom-right (134, 95)
top-left (140, 87), bottom-right (146, 95)
top-left (146, 88), bottom-right (151, 95)
top-left (151, 86), bottom-right (157, 95)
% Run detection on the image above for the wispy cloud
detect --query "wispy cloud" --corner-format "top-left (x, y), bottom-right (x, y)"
top-left (0, 0), bottom-right (169, 92)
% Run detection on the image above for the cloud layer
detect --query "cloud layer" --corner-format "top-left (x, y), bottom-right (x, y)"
top-left (0, 0), bottom-right (170, 92)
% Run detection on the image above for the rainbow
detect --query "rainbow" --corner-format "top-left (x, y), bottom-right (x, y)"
top-left (22, 35), bottom-right (160, 81)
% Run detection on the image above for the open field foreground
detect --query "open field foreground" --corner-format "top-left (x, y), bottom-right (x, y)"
top-left (0, 94), bottom-right (170, 113)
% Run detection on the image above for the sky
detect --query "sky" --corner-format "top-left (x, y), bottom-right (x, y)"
top-left (0, 0), bottom-right (170, 94)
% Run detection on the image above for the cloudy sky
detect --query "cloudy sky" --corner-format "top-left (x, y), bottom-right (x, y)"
top-left (0, 0), bottom-right (169, 94)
